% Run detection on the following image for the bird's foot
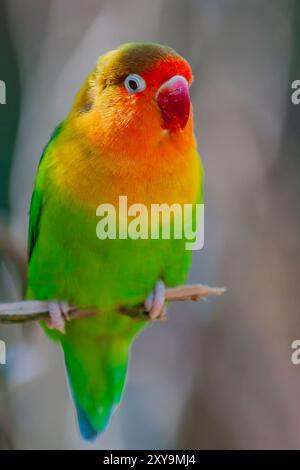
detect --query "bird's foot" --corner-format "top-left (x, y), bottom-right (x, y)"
top-left (144, 280), bottom-right (167, 321)
top-left (46, 301), bottom-right (70, 333)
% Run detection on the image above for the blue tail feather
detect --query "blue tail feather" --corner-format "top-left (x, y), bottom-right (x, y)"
top-left (75, 401), bottom-right (98, 441)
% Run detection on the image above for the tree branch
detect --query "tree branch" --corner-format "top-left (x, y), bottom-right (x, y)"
top-left (0, 284), bottom-right (225, 324)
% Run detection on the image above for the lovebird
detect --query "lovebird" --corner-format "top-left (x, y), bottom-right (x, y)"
top-left (27, 43), bottom-right (203, 440)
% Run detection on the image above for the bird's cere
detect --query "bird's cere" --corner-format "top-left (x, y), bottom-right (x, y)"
top-left (156, 75), bottom-right (190, 131)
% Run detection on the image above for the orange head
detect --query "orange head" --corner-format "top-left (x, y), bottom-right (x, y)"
top-left (69, 43), bottom-right (194, 156)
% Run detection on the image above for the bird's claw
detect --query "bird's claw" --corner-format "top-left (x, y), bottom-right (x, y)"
top-left (144, 280), bottom-right (167, 321)
top-left (46, 301), bottom-right (70, 333)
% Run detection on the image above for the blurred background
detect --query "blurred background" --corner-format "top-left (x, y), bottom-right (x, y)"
top-left (0, 0), bottom-right (300, 450)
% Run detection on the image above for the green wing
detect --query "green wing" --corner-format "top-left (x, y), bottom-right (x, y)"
top-left (28, 123), bottom-right (63, 260)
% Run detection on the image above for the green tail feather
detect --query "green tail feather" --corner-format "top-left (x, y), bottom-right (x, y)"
top-left (63, 335), bottom-right (130, 438)
top-left (60, 314), bottom-right (144, 439)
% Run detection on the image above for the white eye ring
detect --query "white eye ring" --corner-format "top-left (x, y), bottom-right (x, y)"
top-left (124, 74), bottom-right (146, 94)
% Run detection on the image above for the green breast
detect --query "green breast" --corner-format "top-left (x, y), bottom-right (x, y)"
top-left (27, 192), bottom-right (193, 313)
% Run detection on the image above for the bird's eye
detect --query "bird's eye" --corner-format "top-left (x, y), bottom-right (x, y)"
top-left (124, 74), bottom-right (146, 94)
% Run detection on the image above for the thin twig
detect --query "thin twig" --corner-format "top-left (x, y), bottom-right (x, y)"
top-left (0, 284), bottom-right (225, 324)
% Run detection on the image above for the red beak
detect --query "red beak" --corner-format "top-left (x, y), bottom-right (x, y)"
top-left (156, 75), bottom-right (190, 131)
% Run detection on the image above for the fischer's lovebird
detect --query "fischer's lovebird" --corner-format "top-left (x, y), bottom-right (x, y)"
top-left (27, 43), bottom-right (203, 440)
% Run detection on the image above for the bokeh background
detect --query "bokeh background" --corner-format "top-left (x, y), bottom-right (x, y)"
top-left (0, 0), bottom-right (300, 450)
